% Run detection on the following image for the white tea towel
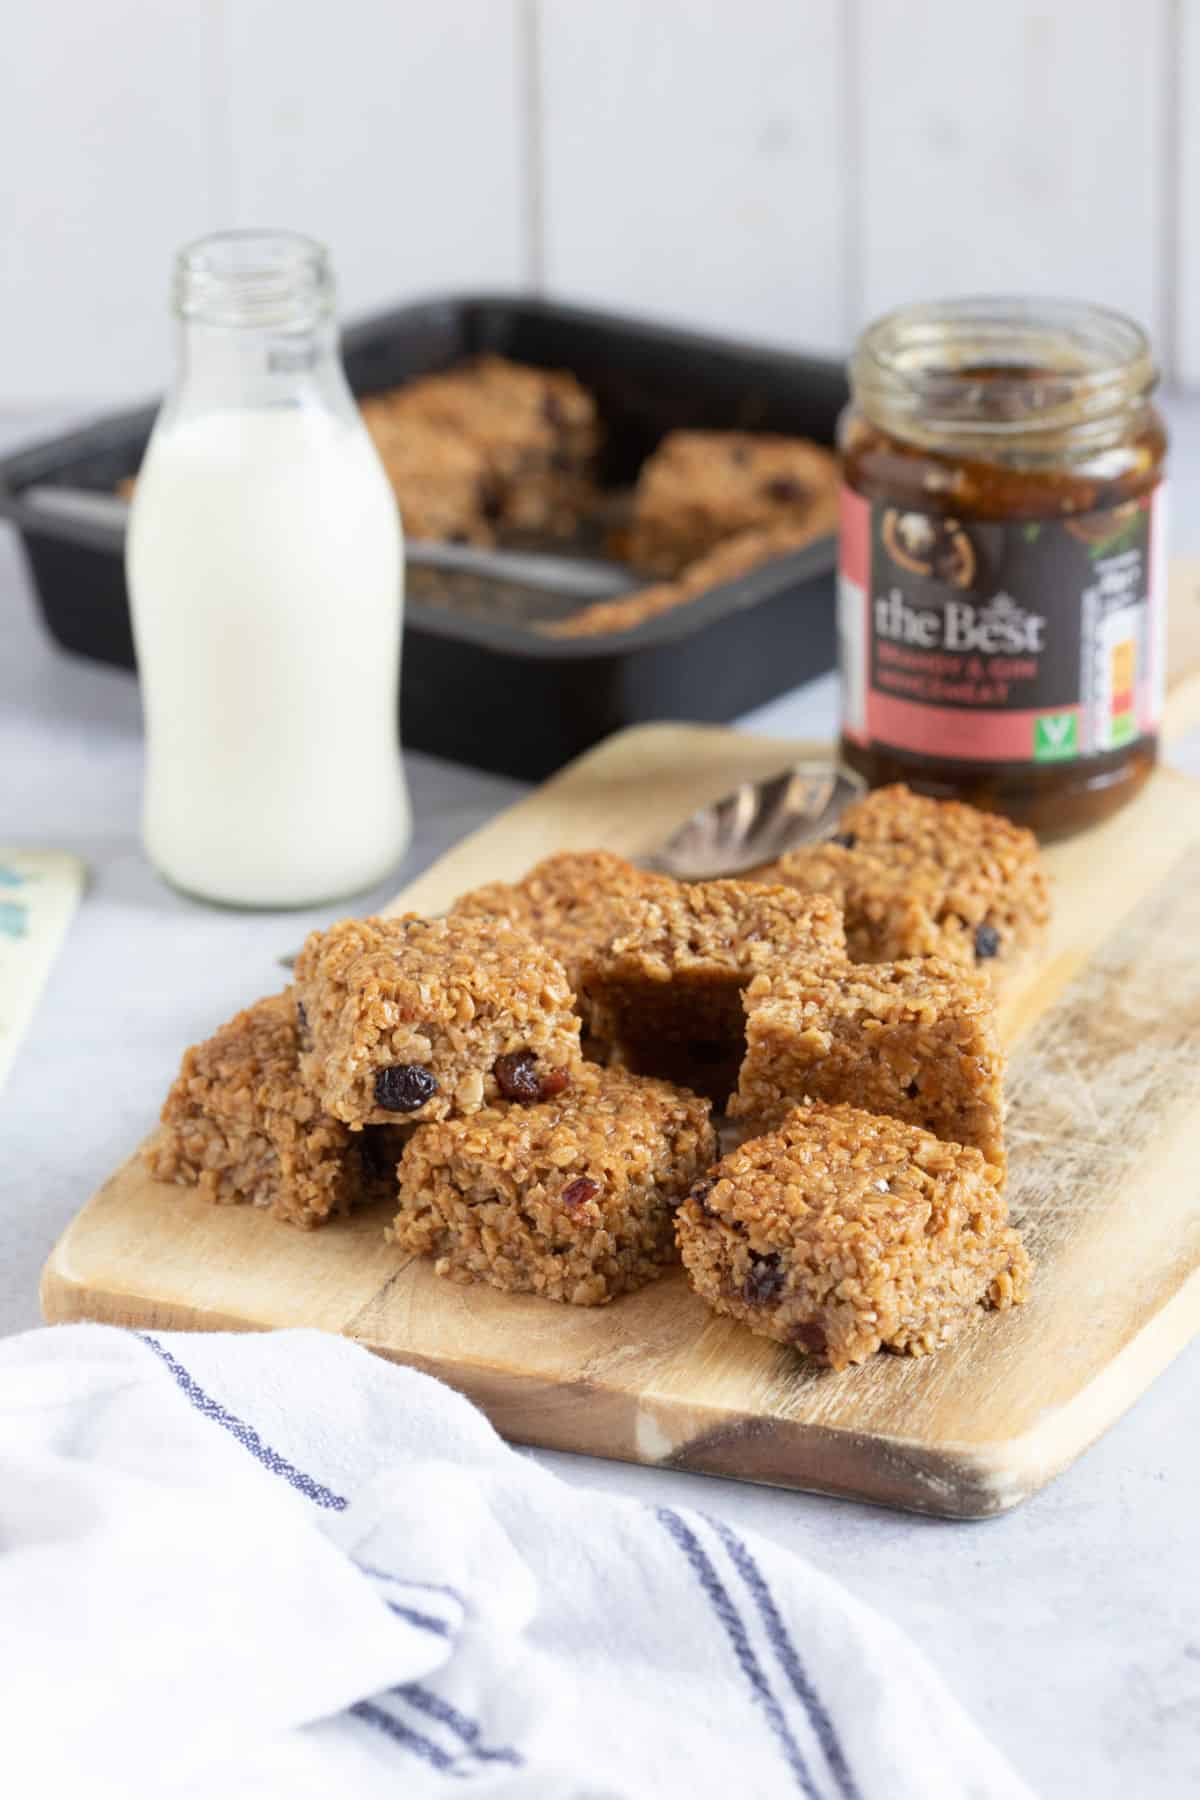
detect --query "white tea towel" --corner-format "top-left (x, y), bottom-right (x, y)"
top-left (0, 1324), bottom-right (1031, 1800)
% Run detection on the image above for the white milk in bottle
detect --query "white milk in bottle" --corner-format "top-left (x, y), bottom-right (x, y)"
top-left (127, 231), bottom-right (410, 907)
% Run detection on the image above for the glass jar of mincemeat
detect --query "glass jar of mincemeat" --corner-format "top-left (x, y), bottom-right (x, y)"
top-left (838, 297), bottom-right (1167, 838)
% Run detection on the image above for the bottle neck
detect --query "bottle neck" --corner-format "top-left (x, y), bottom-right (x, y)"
top-left (163, 229), bottom-right (355, 424)
top-left (169, 313), bottom-right (352, 418)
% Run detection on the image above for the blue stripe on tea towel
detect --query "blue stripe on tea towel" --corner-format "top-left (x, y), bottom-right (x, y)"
top-left (655, 1508), bottom-right (824, 1799)
top-left (708, 1517), bottom-right (861, 1800)
top-left (353, 1560), bottom-right (468, 1615)
top-left (138, 1332), bottom-right (348, 1510)
top-left (384, 1600), bottom-right (454, 1638)
top-left (350, 1699), bottom-right (459, 1772)
top-left (401, 1684), bottom-right (523, 1768)
top-left (136, 1334), bottom-right (523, 1773)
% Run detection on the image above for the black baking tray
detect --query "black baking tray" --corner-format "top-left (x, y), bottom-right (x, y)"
top-left (0, 295), bottom-right (847, 780)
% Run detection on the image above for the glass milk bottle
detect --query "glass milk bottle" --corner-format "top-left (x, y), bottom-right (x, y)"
top-left (127, 230), bottom-right (411, 907)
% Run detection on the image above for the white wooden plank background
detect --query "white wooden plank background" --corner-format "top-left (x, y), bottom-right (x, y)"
top-left (226, 0), bottom-right (528, 318)
top-left (537, 0), bottom-right (848, 352)
top-left (1, 0), bottom-right (1197, 404)
top-left (1176, 0), bottom-right (1200, 385)
top-left (0, 1), bottom-right (228, 405)
top-left (857, 0), bottom-right (1170, 344)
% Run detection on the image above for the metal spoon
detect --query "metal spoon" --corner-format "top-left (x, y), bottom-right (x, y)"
top-left (277, 760), bottom-right (863, 965)
top-left (640, 762), bottom-right (866, 881)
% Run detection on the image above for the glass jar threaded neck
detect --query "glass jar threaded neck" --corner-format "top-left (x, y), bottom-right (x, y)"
top-left (849, 295), bottom-right (1157, 458)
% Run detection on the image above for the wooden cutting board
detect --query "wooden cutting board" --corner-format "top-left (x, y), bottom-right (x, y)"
top-left (41, 723), bottom-right (1200, 1518)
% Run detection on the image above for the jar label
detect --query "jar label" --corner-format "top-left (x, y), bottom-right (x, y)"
top-left (838, 485), bottom-right (1166, 764)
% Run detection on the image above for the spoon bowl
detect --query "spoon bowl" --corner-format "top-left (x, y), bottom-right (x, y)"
top-left (640, 762), bottom-right (867, 881)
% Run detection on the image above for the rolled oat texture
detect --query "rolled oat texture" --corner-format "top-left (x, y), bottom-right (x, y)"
top-left (676, 1100), bottom-right (1029, 1370)
top-left (582, 880), bottom-right (846, 1105)
top-left (394, 1064), bottom-right (717, 1304)
top-left (294, 914), bottom-right (582, 1128)
top-left (145, 992), bottom-right (407, 1228)
top-left (730, 957), bottom-right (1006, 1176)
top-left (450, 850), bottom-right (674, 1053)
top-left (767, 784), bottom-right (1050, 972)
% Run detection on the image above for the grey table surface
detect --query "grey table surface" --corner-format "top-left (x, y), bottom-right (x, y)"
top-left (3, 403), bottom-right (1200, 1799)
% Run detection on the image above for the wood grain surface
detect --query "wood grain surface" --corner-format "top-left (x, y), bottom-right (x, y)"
top-left (41, 722), bottom-right (1200, 1517)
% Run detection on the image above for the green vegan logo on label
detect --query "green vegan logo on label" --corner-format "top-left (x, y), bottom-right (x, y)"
top-left (1034, 712), bottom-right (1078, 761)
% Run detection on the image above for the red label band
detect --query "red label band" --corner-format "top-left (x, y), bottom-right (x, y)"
top-left (837, 485), bottom-right (1165, 766)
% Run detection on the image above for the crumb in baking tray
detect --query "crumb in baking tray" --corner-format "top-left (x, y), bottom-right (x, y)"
top-left (676, 1099), bottom-right (1029, 1369)
top-left (537, 522), bottom-right (827, 640)
top-left (582, 880), bottom-right (845, 1105)
top-left (765, 784), bottom-right (1051, 972)
top-left (144, 993), bottom-right (407, 1227)
top-left (730, 957), bottom-right (1006, 1176)
top-left (393, 1063), bottom-right (717, 1304)
top-left (294, 913), bottom-right (582, 1127)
